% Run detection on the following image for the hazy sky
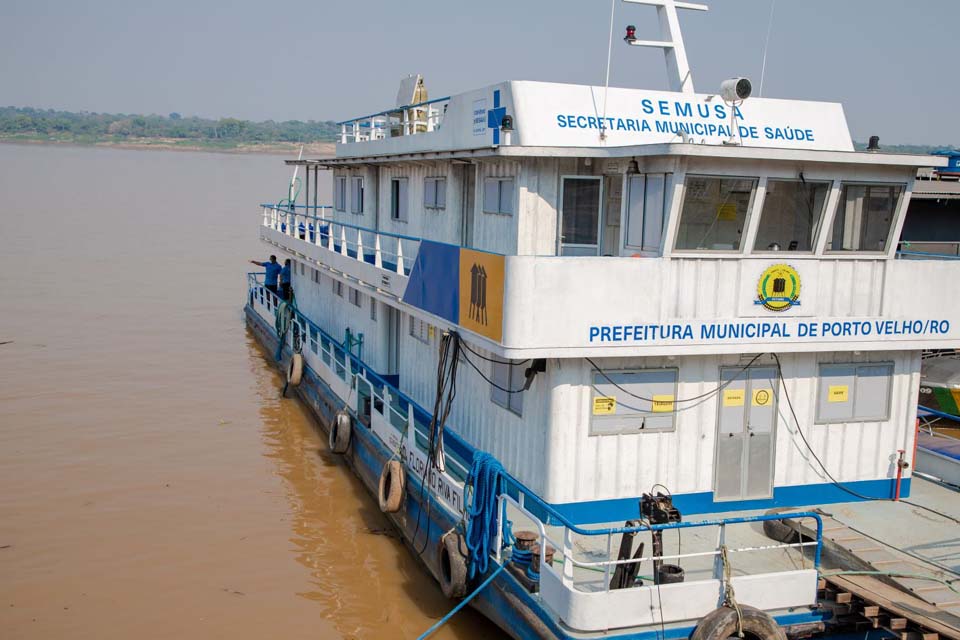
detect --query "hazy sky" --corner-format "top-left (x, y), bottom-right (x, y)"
top-left (1, 0), bottom-right (956, 145)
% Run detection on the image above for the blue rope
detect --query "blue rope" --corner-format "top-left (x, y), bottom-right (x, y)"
top-left (464, 451), bottom-right (507, 580)
top-left (511, 548), bottom-right (533, 568)
top-left (415, 563), bottom-right (507, 640)
top-left (525, 565), bottom-right (540, 582)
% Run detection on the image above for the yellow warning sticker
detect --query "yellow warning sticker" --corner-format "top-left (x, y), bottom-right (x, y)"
top-left (723, 389), bottom-right (745, 407)
top-left (828, 385), bottom-right (849, 403)
top-left (752, 388), bottom-right (773, 407)
top-left (717, 203), bottom-right (738, 221)
top-left (593, 396), bottom-right (616, 415)
top-left (652, 395), bottom-right (675, 413)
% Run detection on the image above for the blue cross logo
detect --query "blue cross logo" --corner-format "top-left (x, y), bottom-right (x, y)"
top-left (486, 89), bottom-right (506, 145)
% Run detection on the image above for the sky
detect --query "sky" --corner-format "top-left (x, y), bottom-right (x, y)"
top-left (1, 0), bottom-right (957, 145)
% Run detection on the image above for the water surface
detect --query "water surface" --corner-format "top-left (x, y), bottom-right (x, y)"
top-left (0, 143), bottom-right (497, 639)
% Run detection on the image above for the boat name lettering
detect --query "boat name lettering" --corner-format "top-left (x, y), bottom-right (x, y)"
top-left (588, 319), bottom-right (952, 343)
top-left (400, 444), bottom-right (464, 515)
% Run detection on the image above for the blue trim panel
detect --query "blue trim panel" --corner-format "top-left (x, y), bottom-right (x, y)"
top-left (551, 478), bottom-right (911, 524)
top-left (401, 240), bottom-right (460, 324)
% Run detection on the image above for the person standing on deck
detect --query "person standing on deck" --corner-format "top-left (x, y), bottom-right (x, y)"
top-left (280, 259), bottom-right (292, 300)
top-left (249, 255), bottom-right (281, 296)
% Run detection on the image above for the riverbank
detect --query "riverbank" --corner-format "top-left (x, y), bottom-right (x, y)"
top-left (0, 134), bottom-right (335, 156)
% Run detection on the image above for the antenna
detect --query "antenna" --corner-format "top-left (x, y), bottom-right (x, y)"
top-left (758, 0), bottom-right (776, 97)
top-left (621, 0), bottom-right (708, 94)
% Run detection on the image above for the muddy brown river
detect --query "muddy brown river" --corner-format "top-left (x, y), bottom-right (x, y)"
top-left (0, 144), bottom-right (499, 639)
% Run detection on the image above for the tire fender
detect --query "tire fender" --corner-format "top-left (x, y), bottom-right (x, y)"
top-left (691, 605), bottom-right (786, 640)
top-left (438, 530), bottom-right (469, 599)
top-left (378, 460), bottom-right (405, 514)
top-left (328, 410), bottom-right (352, 454)
top-left (287, 353), bottom-right (303, 387)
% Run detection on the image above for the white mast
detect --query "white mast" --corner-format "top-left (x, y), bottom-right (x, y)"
top-left (622, 0), bottom-right (708, 94)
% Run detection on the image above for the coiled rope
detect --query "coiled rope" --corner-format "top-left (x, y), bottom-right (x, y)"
top-left (464, 451), bottom-right (507, 581)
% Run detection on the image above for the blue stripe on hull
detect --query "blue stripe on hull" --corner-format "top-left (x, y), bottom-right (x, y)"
top-left (246, 306), bottom-right (830, 640)
top-left (552, 478), bottom-right (911, 525)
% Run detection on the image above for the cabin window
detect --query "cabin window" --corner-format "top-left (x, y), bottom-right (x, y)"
top-left (370, 298), bottom-right (377, 321)
top-left (334, 176), bottom-right (347, 212)
top-left (490, 360), bottom-right (524, 416)
top-left (589, 368), bottom-right (678, 435)
top-left (333, 279), bottom-right (343, 297)
top-left (312, 268), bottom-right (319, 284)
top-left (674, 176), bottom-right (758, 251)
top-left (625, 174), bottom-right (670, 253)
top-left (826, 183), bottom-right (904, 253)
top-left (424, 177), bottom-right (447, 210)
top-left (816, 362), bottom-right (894, 423)
top-left (409, 316), bottom-right (430, 344)
top-left (483, 177), bottom-right (515, 215)
top-left (559, 176), bottom-right (602, 254)
top-left (753, 179), bottom-right (830, 252)
top-left (349, 287), bottom-right (362, 307)
top-left (390, 177), bottom-right (409, 222)
top-left (350, 177), bottom-right (364, 214)
top-left (309, 326), bottom-right (318, 354)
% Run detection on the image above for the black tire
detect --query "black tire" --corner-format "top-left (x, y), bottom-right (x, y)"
top-left (287, 353), bottom-right (303, 387)
top-left (438, 530), bottom-right (468, 599)
top-left (378, 460), bottom-right (405, 513)
top-left (328, 410), bottom-right (351, 454)
top-left (690, 606), bottom-right (786, 640)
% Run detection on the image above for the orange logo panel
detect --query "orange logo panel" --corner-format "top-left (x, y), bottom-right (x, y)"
top-left (459, 249), bottom-right (505, 343)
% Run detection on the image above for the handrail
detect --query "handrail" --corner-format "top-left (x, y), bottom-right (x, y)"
top-left (262, 203), bottom-right (426, 244)
top-left (896, 250), bottom-right (960, 260)
top-left (337, 96), bottom-right (452, 126)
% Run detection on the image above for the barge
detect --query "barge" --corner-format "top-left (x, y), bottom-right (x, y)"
top-left (244, 2), bottom-right (960, 638)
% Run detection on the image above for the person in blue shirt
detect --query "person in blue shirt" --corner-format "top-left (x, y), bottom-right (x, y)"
top-left (280, 259), bottom-right (292, 300)
top-left (249, 255), bottom-right (282, 295)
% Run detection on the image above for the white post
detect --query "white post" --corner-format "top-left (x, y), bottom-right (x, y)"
top-left (356, 229), bottom-right (364, 262)
top-left (340, 124), bottom-right (347, 144)
top-left (396, 241), bottom-right (405, 275)
top-left (562, 528), bottom-right (575, 587)
top-left (374, 235), bottom-right (383, 269)
top-left (327, 223), bottom-right (335, 251)
top-left (340, 227), bottom-right (348, 257)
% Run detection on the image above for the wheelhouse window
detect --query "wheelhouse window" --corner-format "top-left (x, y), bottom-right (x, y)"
top-left (482, 177), bottom-right (514, 215)
top-left (390, 177), bottom-right (409, 222)
top-left (816, 362), bottom-right (893, 423)
top-left (674, 176), bottom-right (758, 251)
top-left (753, 179), bottom-right (830, 252)
top-left (491, 359), bottom-right (524, 417)
top-left (424, 177), bottom-right (446, 210)
top-left (334, 176), bottom-right (347, 212)
top-left (827, 183), bottom-right (903, 253)
top-left (350, 177), bottom-right (364, 214)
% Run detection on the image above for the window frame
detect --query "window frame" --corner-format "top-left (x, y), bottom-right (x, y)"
top-left (409, 316), bottom-right (430, 344)
top-left (350, 176), bottom-right (364, 214)
top-left (588, 367), bottom-right (679, 435)
top-left (624, 173), bottom-right (671, 254)
top-left (334, 176), bottom-right (347, 212)
top-left (490, 359), bottom-right (524, 417)
top-left (815, 361), bottom-right (895, 424)
top-left (824, 181), bottom-right (906, 255)
top-left (751, 178), bottom-right (832, 255)
top-left (332, 279), bottom-right (343, 297)
top-left (390, 177), bottom-right (409, 222)
top-left (672, 174), bottom-right (760, 254)
top-left (482, 177), bottom-right (515, 215)
top-left (424, 176), bottom-right (447, 210)
top-left (349, 287), bottom-right (362, 307)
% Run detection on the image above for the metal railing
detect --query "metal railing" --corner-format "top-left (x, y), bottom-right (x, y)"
top-left (497, 493), bottom-right (823, 594)
top-left (337, 97), bottom-right (451, 143)
top-left (246, 273), bottom-right (470, 483)
top-left (896, 241), bottom-right (960, 259)
top-left (261, 203), bottom-right (421, 277)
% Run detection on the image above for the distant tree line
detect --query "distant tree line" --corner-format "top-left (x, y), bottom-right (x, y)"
top-left (0, 106), bottom-right (339, 143)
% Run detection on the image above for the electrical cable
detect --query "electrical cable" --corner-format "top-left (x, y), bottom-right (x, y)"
top-left (458, 340), bottom-right (530, 366)
top-left (772, 353), bottom-right (960, 526)
top-left (459, 350), bottom-right (527, 394)
top-left (587, 353), bottom-right (765, 404)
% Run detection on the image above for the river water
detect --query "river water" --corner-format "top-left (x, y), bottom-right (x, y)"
top-left (0, 144), bottom-right (498, 639)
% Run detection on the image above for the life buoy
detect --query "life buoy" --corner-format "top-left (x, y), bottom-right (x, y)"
top-left (287, 353), bottom-right (303, 387)
top-left (438, 530), bottom-right (468, 599)
top-left (378, 460), bottom-right (405, 513)
top-left (691, 605), bottom-right (786, 640)
top-left (328, 410), bottom-right (352, 454)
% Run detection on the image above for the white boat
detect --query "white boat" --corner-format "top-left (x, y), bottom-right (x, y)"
top-left (244, 2), bottom-right (958, 638)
